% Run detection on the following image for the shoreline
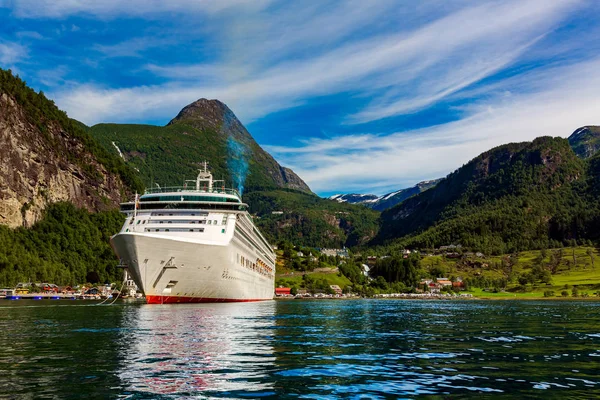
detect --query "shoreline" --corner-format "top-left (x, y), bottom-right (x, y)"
top-left (274, 295), bottom-right (600, 301)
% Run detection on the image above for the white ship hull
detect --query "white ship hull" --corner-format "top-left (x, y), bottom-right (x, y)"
top-left (111, 232), bottom-right (275, 304)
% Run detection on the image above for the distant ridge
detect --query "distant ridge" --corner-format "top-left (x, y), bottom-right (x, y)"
top-left (568, 126), bottom-right (600, 159)
top-left (329, 179), bottom-right (441, 211)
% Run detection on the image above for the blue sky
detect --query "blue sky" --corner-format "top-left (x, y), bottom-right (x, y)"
top-left (1, 0), bottom-right (600, 196)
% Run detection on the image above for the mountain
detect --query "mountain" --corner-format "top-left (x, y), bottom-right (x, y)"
top-left (375, 136), bottom-right (600, 254)
top-left (569, 126), bottom-right (600, 159)
top-left (88, 99), bottom-right (379, 248)
top-left (0, 69), bottom-right (142, 228)
top-left (89, 99), bottom-right (310, 194)
top-left (245, 189), bottom-right (380, 248)
top-left (329, 179), bottom-right (441, 211)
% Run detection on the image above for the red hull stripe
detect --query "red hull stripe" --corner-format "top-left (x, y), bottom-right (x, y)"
top-left (145, 295), bottom-right (271, 304)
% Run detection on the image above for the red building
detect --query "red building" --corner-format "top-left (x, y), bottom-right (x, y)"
top-left (275, 287), bottom-right (291, 296)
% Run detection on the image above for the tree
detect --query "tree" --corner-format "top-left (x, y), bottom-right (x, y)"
top-left (587, 248), bottom-right (595, 269)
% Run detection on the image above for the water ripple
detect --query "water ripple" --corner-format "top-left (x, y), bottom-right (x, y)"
top-left (1, 299), bottom-right (600, 398)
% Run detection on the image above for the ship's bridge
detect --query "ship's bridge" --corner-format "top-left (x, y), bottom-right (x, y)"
top-left (119, 162), bottom-right (248, 212)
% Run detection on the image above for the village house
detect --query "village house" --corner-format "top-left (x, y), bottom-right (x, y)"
top-left (320, 248), bottom-right (349, 258)
top-left (329, 285), bottom-right (343, 296)
top-left (275, 287), bottom-right (292, 297)
top-left (437, 278), bottom-right (453, 287)
top-left (453, 277), bottom-right (465, 289)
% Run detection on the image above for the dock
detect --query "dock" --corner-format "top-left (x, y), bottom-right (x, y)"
top-left (1, 294), bottom-right (107, 300)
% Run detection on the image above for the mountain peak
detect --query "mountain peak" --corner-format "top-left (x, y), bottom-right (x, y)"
top-left (568, 126), bottom-right (600, 159)
top-left (163, 98), bottom-right (311, 193)
top-left (167, 98), bottom-right (237, 133)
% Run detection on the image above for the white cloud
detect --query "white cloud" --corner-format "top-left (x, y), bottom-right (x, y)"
top-left (5, 0), bottom-right (272, 19)
top-left (15, 31), bottom-right (44, 40)
top-left (0, 40), bottom-right (27, 65)
top-left (14, 0), bottom-right (597, 196)
top-left (268, 59), bottom-right (600, 194)
top-left (36, 65), bottom-right (69, 87)
top-left (52, 0), bottom-right (580, 126)
top-left (93, 37), bottom-right (172, 58)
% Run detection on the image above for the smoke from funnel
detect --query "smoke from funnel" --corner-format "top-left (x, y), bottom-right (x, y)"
top-left (227, 136), bottom-right (249, 196)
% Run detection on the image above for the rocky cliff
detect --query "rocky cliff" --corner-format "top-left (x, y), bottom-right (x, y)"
top-left (0, 71), bottom-right (136, 228)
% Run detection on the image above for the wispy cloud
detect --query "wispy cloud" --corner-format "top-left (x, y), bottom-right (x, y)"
top-left (93, 37), bottom-right (172, 58)
top-left (15, 31), bottom-right (44, 40)
top-left (5, 0), bottom-right (272, 19)
top-left (268, 58), bottom-right (600, 194)
top-left (0, 40), bottom-right (27, 65)
top-left (51, 0), bottom-right (580, 126)
top-left (4, 0), bottom-right (598, 196)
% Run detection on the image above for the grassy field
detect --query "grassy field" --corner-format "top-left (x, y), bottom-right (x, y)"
top-left (438, 246), bottom-right (600, 299)
top-left (276, 270), bottom-right (352, 289)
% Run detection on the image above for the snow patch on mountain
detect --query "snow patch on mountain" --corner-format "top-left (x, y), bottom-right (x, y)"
top-left (328, 179), bottom-right (442, 211)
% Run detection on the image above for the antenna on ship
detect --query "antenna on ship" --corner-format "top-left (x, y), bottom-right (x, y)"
top-left (196, 160), bottom-right (213, 191)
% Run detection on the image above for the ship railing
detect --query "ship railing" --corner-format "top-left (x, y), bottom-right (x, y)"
top-left (144, 186), bottom-right (241, 197)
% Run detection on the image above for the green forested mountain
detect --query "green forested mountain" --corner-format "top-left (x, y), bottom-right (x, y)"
top-left (375, 136), bottom-right (600, 254)
top-left (245, 189), bottom-right (380, 247)
top-left (87, 99), bottom-right (381, 248)
top-left (0, 68), bottom-right (144, 286)
top-left (88, 99), bottom-right (310, 194)
top-left (0, 202), bottom-right (125, 286)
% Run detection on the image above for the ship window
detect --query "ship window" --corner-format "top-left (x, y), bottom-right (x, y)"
top-left (214, 220), bottom-right (217, 225)
top-left (222, 229), bottom-right (225, 233)
top-left (189, 229), bottom-right (194, 232)
top-left (208, 220), bottom-right (212, 225)
top-left (168, 221), bottom-right (172, 223)
top-left (129, 219), bottom-right (133, 225)
top-left (142, 220), bottom-right (146, 224)
top-left (165, 229), bottom-right (170, 232)
top-left (126, 229), bottom-right (129, 232)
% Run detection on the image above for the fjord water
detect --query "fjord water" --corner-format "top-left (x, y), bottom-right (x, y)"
top-left (1, 300), bottom-right (599, 398)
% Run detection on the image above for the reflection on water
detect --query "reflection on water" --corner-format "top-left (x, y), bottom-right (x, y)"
top-left (0, 299), bottom-right (600, 398)
top-left (118, 302), bottom-right (277, 397)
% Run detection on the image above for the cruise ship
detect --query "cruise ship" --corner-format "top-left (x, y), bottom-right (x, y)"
top-left (110, 163), bottom-right (276, 304)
